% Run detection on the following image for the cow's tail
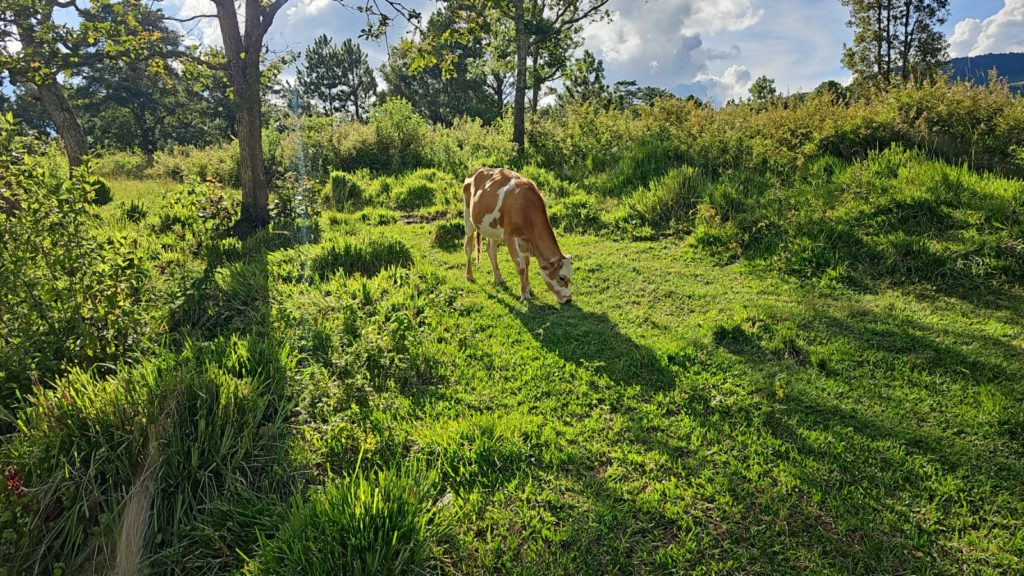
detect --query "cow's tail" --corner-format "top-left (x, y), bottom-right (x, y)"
top-left (476, 231), bottom-right (482, 263)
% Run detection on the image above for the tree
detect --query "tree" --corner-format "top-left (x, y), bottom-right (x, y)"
top-left (297, 35), bottom-right (377, 120)
top-left (841, 0), bottom-right (950, 87)
top-left (509, 0), bottom-right (611, 148)
top-left (610, 80), bottom-right (677, 109)
top-left (0, 0), bottom-right (162, 169)
top-left (749, 75), bottom-right (779, 105)
top-left (557, 49), bottom-right (608, 106)
top-left (381, 4), bottom-right (504, 125)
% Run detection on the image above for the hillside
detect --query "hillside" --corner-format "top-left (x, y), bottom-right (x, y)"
top-left (947, 52), bottom-right (1024, 92)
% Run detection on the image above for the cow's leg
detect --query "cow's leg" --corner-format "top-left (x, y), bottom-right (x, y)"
top-left (463, 182), bottom-right (476, 282)
top-left (506, 237), bottom-right (532, 300)
top-left (464, 230), bottom-right (477, 282)
top-left (487, 239), bottom-right (505, 286)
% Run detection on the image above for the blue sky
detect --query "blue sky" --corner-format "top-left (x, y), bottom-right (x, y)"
top-left (24, 0), bottom-right (1024, 105)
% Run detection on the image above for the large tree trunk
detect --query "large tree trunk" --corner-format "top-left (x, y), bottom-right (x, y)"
top-left (512, 0), bottom-right (528, 151)
top-left (34, 81), bottom-right (87, 171)
top-left (233, 59), bottom-right (270, 236)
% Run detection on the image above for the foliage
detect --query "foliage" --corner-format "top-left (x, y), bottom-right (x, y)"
top-left (323, 170), bottom-right (365, 210)
top-left (841, 0), bottom-right (950, 86)
top-left (310, 236), bottom-right (414, 281)
top-left (0, 118), bottom-right (153, 402)
top-left (245, 463), bottom-right (450, 576)
top-left (370, 98), bottom-right (429, 173)
top-left (2, 338), bottom-right (294, 575)
top-left (298, 35), bottom-right (378, 121)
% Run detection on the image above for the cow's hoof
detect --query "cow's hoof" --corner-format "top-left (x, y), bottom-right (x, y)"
top-left (466, 274), bottom-right (475, 282)
top-left (494, 279), bottom-right (507, 287)
top-left (519, 293), bottom-right (533, 301)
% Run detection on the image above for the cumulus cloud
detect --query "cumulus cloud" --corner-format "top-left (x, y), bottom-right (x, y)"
top-left (583, 0), bottom-right (762, 90)
top-left (286, 0), bottom-right (332, 21)
top-left (694, 64), bottom-right (753, 103)
top-left (949, 0), bottom-right (1024, 57)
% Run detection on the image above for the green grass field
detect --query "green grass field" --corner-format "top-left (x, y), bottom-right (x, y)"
top-left (4, 176), bottom-right (1023, 575)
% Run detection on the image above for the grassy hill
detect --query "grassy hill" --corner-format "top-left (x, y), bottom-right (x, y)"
top-left (947, 52), bottom-right (1024, 93)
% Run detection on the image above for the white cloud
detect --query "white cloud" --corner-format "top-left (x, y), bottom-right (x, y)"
top-left (949, 1), bottom-right (1024, 57)
top-left (695, 64), bottom-right (753, 104)
top-left (583, 0), bottom-right (762, 90)
top-left (286, 0), bottom-right (332, 21)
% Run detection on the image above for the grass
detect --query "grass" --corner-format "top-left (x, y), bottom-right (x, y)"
top-left (2, 175), bottom-right (1023, 575)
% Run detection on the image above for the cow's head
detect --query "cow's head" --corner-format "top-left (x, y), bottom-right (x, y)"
top-left (541, 255), bottom-right (574, 304)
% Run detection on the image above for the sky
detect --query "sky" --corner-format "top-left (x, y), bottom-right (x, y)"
top-left (44, 0), bottom-right (1024, 105)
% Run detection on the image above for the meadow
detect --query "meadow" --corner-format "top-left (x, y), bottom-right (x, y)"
top-left (1, 82), bottom-right (1024, 574)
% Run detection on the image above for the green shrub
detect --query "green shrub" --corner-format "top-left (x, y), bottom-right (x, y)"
top-left (548, 194), bottom-right (604, 234)
top-left (392, 180), bottom-right (435, 211)
top-left (311, 236), bottom-right (414, 280)
top-left (148, 142), bottom-right (240, 186)
top-left (121, 199), bottom-right (149, 223)
top-left (247, 463), bottom-right (450, 576)
top-left (371, 98), bottom-right (428, 173)
top-left (613, 166), bottom-right (707, 233)
top-left (426, 115), bottom-right (517, 177)
top-left (0, 119), bottom-right (155, 400)
top-left (588, 129), bottom-right (685, 196)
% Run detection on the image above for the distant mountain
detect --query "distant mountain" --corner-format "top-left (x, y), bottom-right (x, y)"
top-left (946, 53), bottom-right (1024, 93)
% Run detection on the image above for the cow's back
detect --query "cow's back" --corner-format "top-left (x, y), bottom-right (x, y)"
top-left (465, 168), bottom-right (547, 240)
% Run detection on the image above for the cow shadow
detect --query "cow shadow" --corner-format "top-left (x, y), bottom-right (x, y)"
top-left (497, 297), bottom-right (675, 391)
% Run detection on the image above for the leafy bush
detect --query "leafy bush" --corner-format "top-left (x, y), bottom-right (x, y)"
top-left (149, 142), bottom-right (240, 186)
top-left (310, 236), bottom-right (414, 280)
top-left (426, 115), bottom-right (517, 177)
top-left (0, 119), bottom-right (155, 401)
top-left (613, 166), bottom-right (708, 233)
top-left (548, 194), bottom-right (604, 234)
top-left (247, 463), bottom-right (450, 576)
top-left (92, 149), bottom-right (150, 178)
top-left (371, 98), bottom-right (428, 173)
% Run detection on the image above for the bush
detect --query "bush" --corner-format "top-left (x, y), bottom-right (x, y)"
top-left (371, 98), bottom-right (428, 173)
top-left (149, 142), bottom-right (240, 186)
top-left (247, 464), bottom-right (450, 576)
top-left (310, 236), bottom-right (414, 280)
top-left (612, 166), bottom-right (708, 233)
top-left (426, 115), bottom-right (517, 177)
top-left (548, 194), bottom-right (604, 234)
top-left (92, 150), bottom-right (150, 178)
top-left (0, 119), bottom-right (154, 401)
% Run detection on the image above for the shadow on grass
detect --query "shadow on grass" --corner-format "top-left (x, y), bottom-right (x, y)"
top-left (498, 298), bottom-right (675, 390)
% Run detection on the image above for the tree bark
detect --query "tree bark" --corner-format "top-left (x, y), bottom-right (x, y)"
top-left (34, 81), bottom-right (87, 171)
top-left (233, 58), bottom-right (270, 236)
top-left (512, 0), bottom-right (528, 151)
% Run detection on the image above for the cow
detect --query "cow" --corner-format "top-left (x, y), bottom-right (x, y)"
top-left (463, 167), bottom-right (574, 304)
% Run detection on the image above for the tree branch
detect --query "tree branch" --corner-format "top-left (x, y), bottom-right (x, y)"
top-left (164, 13), bottom-right (219, 23)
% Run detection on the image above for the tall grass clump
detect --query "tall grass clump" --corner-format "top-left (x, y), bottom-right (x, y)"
top-left (1, 337), bottom-right (295, 574)
top-left (310, 236), bottom-right (414, 280)
top-left (323, 170), bottom-right (365, 211)
top-left (92, 150), bottom-right (151, 179)
top-left (246, 463), bottom-right (451, 576)
top-left (611, 166), bottom-right (708, 235)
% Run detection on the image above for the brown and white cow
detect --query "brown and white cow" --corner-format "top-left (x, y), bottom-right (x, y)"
top-left (463, 167), bottom-right (574, 303)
